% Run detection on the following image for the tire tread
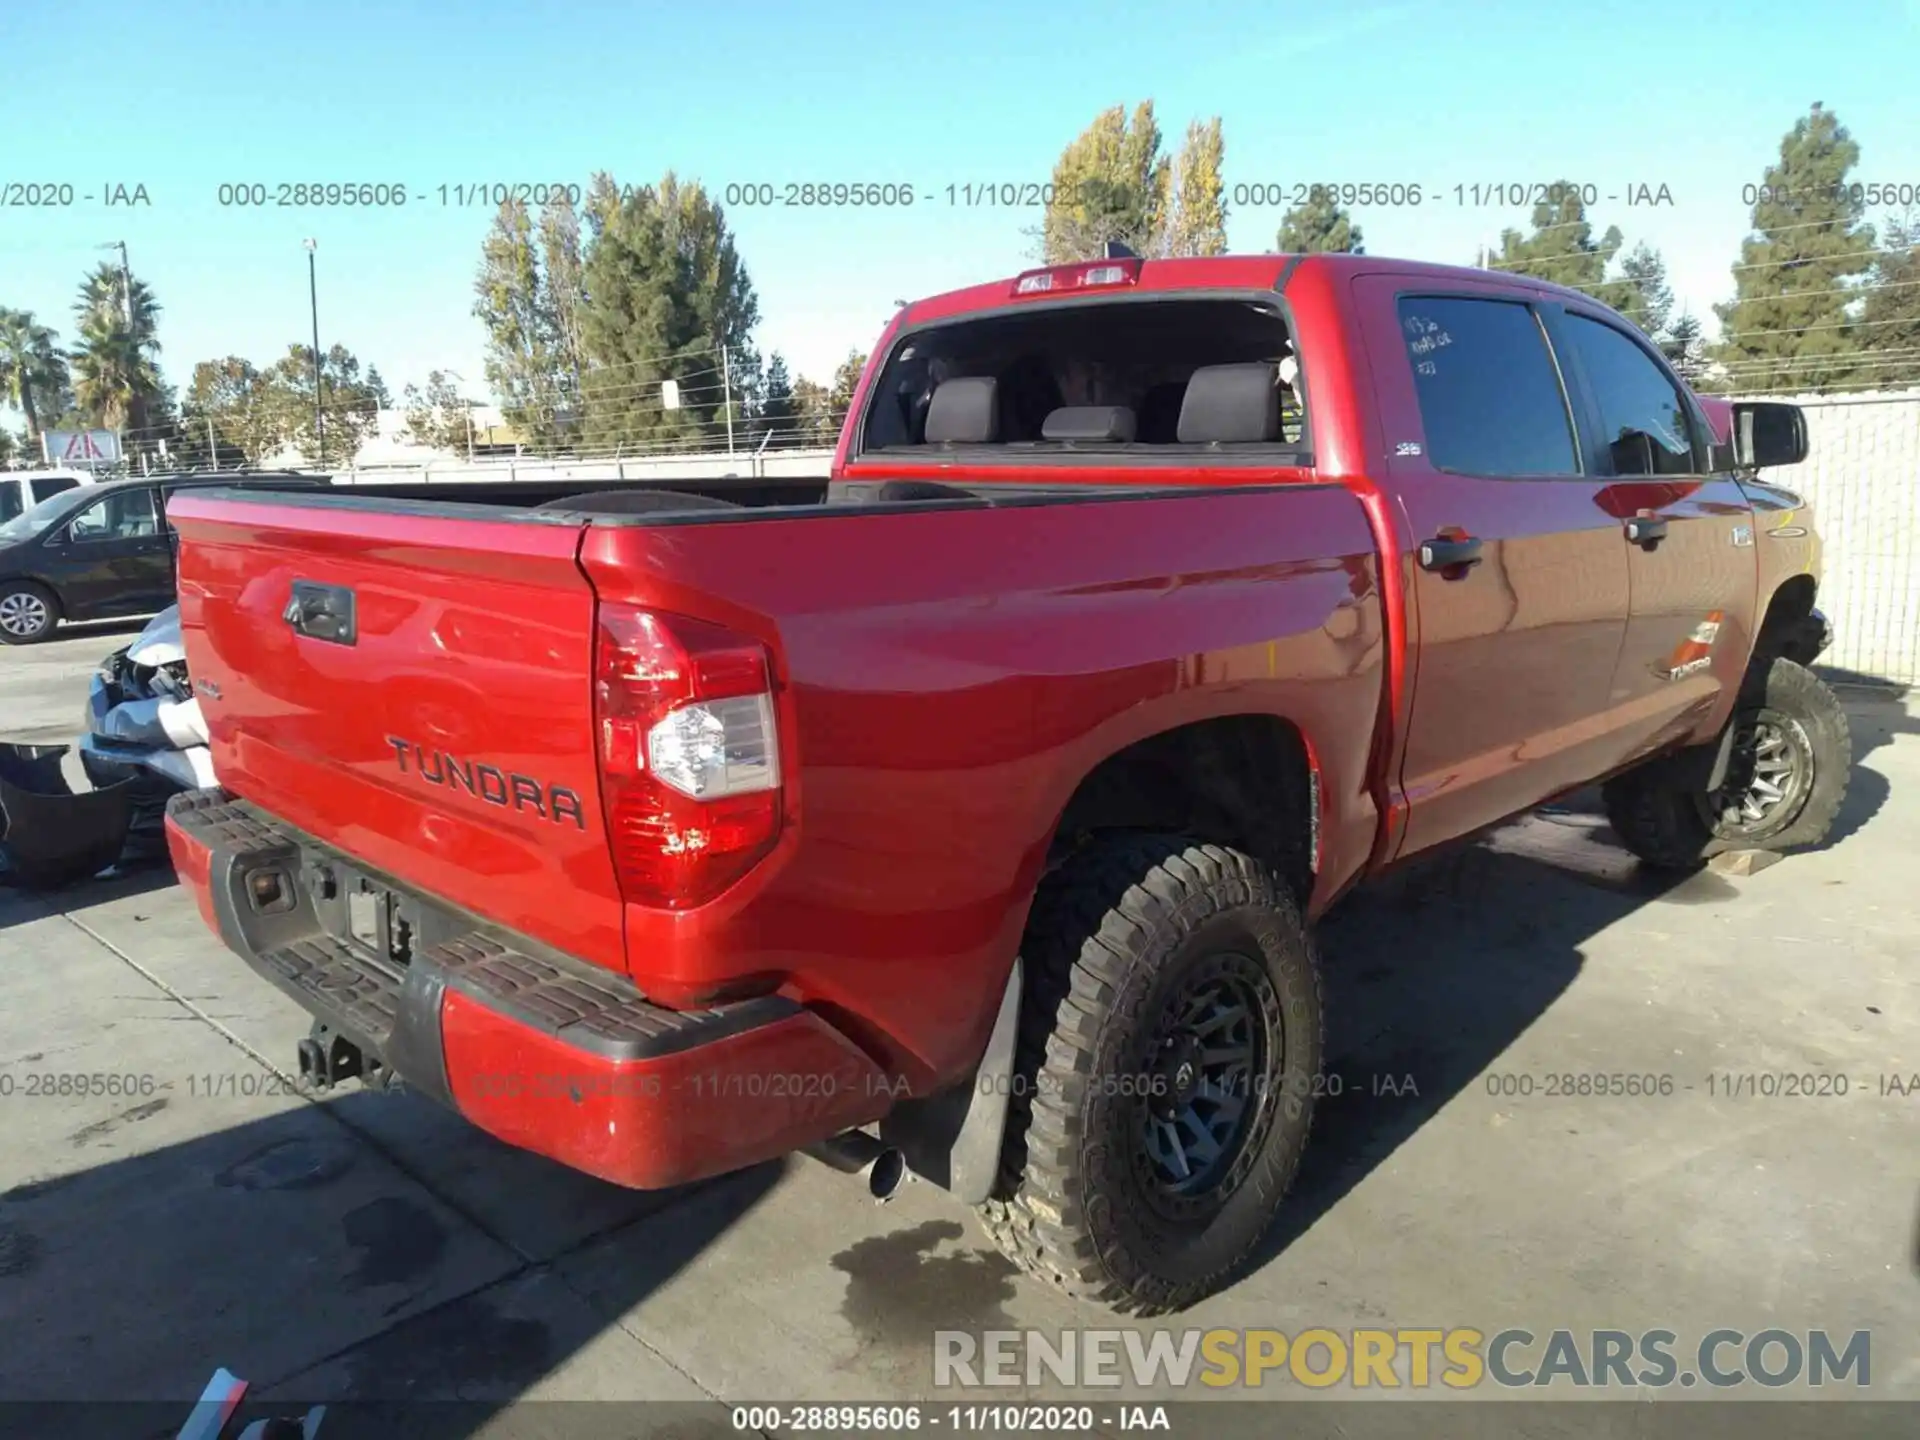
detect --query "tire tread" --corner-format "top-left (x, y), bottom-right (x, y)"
top-left (976, 833), bottom-right (1322, 1315)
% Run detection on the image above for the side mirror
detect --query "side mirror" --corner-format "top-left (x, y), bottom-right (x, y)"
top-left (1731, 402), bottom-right (1808, 469)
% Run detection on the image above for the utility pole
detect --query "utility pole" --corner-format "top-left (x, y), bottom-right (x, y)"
top-left (304, 239), bottom-right (325, 466)
top-left (97, 240), bottom-right (132, 322)
top-left (721, 346), bottom-right (735, 456)
top-left (107, 241), bottom-right (133, 324)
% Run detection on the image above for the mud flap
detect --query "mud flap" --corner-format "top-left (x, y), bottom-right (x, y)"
top-left (880, 957), bottom-right (1021, 1205)
top-left (0, 743), bottom-right (138, 889)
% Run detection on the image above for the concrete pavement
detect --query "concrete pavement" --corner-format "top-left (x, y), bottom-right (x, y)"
top-left (1, 626), bottom-right (1915, 1437)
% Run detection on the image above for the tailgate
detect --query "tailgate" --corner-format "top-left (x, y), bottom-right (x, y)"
top-left (167, 491), bottom-right (626, 973)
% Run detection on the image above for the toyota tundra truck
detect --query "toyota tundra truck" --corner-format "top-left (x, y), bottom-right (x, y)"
top-left (161, 251), bottom-right (1845, 1314)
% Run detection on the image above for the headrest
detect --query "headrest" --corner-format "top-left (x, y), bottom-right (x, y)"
top-left (1176, 363), bottom-right (1281, 444)
top-left (1041, 406), bottom-right (1137, 443)
top-left (923, 377), bottom-right (999, 444)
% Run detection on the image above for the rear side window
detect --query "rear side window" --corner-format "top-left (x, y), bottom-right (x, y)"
top-left (1562, 314), bottom-right (1698, 477)
top-left (30, 476), bottom-right (79, 503)
top-left (863, 298), bottom-right (1306, 457)
top-left (1397, 296), bottom-right (1579, 477)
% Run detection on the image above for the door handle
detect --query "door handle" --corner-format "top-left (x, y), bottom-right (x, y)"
top-left (1625, 514), bottom-right (1669, 547)
top-left (283, 579), bottom-right (358, 645)
top-left (1417, 534), bottom-right (1483, 574)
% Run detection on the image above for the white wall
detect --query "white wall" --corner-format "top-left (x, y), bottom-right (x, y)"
top-left (1740, 389), bottom-right (1920, 685)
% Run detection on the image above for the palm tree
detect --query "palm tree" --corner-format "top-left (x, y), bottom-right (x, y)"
top-left (71, 264), bottom-right (164, 438)
top-left (0, 308), bottom-right (70, 439)
top-left (77, 262), bottom-right (162, 343)
top-left (71, 313), bottom-right (163, 433)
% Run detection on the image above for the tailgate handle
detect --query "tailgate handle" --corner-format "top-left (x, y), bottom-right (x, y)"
top-left (283, 580), bottom-right (357, 645)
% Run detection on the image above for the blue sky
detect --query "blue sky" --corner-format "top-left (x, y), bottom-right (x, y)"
top-left (3, 0), bottom-right (1917, 413)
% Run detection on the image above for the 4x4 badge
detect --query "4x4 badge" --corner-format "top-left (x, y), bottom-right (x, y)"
top-left (1395, 441), bottom-right (1423, 456)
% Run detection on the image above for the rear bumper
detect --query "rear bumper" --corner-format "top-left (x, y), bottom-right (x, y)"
top-left (164, 787), bottom-right (889, 1189)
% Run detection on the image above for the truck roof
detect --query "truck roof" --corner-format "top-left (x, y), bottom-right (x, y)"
top-left (900, 251), bottom-right (1605, 326)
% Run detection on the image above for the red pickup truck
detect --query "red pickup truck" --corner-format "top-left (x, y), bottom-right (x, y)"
top-left (163, 252), bottom-right (1846, 1314)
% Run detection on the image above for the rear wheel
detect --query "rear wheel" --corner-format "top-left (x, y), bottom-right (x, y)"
top-left (0, 582), bottom-right (57, 645)
top-left (975, 834), bottom-right (1322, 1314)
top-left (1603, 655), bottom-right (1851, 869)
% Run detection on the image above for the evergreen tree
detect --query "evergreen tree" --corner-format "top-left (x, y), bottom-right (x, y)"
top-left (1615, 242), bottom-right (1674, 339)
top-left (1713, 103), bottom-right (1877, 393)
top-left (539, 193), bottom-right (588, 405)
top-left (473, 199), bottom-right (566, 449)
top-left (1276, 190), bottom-right (1364, 254)
top-left (1491, 181), bottom-right (1632, 311)
top-left (577, 173), bottom-right (758, 453)
top-left (828, 349), bottom-right (867, 423)
top-left (791, 376), bottom-right (833, 447)
top-left (720, 343), bottom-right (762, 451)
top-left (1860, 214), bottom-right (1920, 389)
top-left (758, 352), bottom-right (797, 447)
top-left (1660, 312), bottom-right (1708, 383)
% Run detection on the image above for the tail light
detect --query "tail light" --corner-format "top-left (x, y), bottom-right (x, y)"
top-left (593, 605), bottom-right (783, 910)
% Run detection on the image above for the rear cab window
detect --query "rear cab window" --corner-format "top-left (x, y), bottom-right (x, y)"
top-left (859, 298), bottom-right (1308, 463)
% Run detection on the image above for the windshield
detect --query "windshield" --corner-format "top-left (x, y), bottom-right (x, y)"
top-left (0, 485), bottom-right (100, 544)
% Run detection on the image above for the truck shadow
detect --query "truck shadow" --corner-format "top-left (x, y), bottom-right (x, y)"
top-left (1819, 687), bottom-right (1917, 848)
top-left (1250, 734), bottom-right (1897, 1274)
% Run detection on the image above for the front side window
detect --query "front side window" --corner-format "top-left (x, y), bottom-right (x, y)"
top-left (67, 488), bottom-right (160, 542)
top-left (1563, 314), bottom-right (1698, 477)
top-left (30, 476), bottom-right (79, 503)
top-left (1397, 296), bottom-right (1580, 477)
top-left (0, 484), bottom-right (21, 525)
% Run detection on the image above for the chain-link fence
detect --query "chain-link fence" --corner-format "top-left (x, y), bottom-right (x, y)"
top-left (1739, 388), bottom-right (1920, 686)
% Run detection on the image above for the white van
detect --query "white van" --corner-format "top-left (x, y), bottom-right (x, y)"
top-left (0, 469), bottom-right (99, 525)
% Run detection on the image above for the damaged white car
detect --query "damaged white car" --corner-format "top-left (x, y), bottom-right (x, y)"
top-left (79, 605), bottom-right (217, 791)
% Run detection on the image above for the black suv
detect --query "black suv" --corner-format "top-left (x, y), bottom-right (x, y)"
top-left (0, 471), bottom-right (324, 644)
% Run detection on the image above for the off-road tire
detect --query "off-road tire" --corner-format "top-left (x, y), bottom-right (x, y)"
top-left (1603, 655), bottom-right (1851, 870)
top-left (975, 834), bottom-right (1323, 1314)
top-left (0, 582), bottom-right (58, 645)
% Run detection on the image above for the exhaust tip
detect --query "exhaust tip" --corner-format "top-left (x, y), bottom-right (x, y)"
top-left (868, 1147), bottom-right (906, 1202)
